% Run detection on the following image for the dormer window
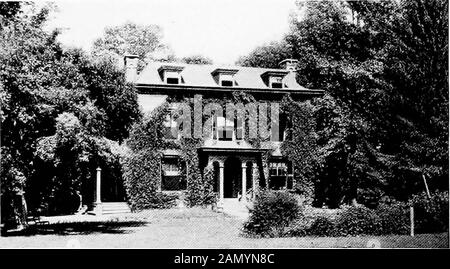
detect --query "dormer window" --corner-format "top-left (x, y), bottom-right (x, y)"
top-left (261, 70), bottom-right (288, 89)
top-left (269, 76), bottom-right (283, 88)
top-left (158, 65), bottom-right (184, 85)
top-left (211, 68), bottom-right (238, 87)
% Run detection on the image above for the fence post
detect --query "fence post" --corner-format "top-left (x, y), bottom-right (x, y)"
top-left (410, 205), bottom-right (414, 237)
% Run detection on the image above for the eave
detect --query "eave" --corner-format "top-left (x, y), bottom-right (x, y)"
top-left (135, 83), bottom-right (325, 97)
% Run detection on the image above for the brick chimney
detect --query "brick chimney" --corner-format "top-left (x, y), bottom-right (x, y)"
top-left (124, 54), bottom-right (139, 83)
top-left (279, 59), bottom-right (299, 72)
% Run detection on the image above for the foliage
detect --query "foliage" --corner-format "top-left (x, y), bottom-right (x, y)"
top-left (181, 139), bottom-right (216, 207)
top-left (92, 21), bottom-right (174, 70)
top-left (307, 216), bottom-right (336, 236)
top-left (375, 200), bottom-right (409, 235)
top-left (122, 103), bottom-right (176, 210)
top-left (280, 95), bottom-right (318, 198)
top-left (236, 41), bottom-right (293, 68)
top-left (243, 191), bottom-right (301, 237)
top-left (333, 205), bottom-right (383, 236)
top-left (239, 0), bottom-right (448, 207)
top-left (33, 112), bottom-right (128, 215)
top-left (1, 3), bottom-right (139, 224)
top-left (182, 55), bottom-right (213, 65)
top-left (409, 191), bottom-right (449, 233)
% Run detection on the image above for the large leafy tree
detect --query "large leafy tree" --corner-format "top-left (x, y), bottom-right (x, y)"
top-left (92, 21), bottom-right (175, 69)
top-left (236, 41), bottom-right (293, 69)
top-left (1, 3), bottom-right (140, 227)
top-left (239, 0), bottom-right (448, 207)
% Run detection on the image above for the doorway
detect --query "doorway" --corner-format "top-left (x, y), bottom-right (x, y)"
top-left (224, 156), bottom-right (241, 198)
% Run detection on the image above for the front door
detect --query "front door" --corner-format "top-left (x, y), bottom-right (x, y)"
top-left (224, 156), bottom-right (241, 198)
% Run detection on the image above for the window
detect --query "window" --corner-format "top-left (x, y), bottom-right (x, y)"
top-left (163, 111), bottom-right (178, 139)
top-left (269, 162), bottom-right (287, 176)
top-left (221, 80), bottom-right (234, 87)
top-left (161, 158), bottom-right (187, 191)
top-left (158, 65), bottom-right (184, 85)
top-left (261, 71), bottom-right (288, 88)
top-left (269, 161), bottom-right (288, 190)
top-left (215, 116), bottom-right (234, 141)
top-left (211, 68), bottom-right (238, 87)
top-left (270, 76), bottom-right (283, 88)
top-left (166, 77), bottom-right (179, 84)
top-left (218, 126), bottom-right (233, 141)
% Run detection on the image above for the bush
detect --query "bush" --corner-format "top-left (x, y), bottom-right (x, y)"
top-left (334, 206), bottom-right (383, 236)
top-left (138, 192), bottom-right (178, 210)
top-left (243, 190), bottom-right (301, 237)
top-left (410, 191), bottom-right (449, 233)
top-left (307, 216), bottom-right (336, 236)
top-left (376, 200), bottom-right (409, 235)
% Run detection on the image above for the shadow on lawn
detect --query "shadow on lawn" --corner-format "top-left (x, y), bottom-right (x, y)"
top-left (4, 220), bottom-right (147, 237)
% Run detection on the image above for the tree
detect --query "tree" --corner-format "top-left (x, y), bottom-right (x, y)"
top-left (238, 0), bottom-right (448, 207)
top-left (92, 21), bottom-right (174, 69)
top-left (1, 3), bottom-right (140, 228)
top-left (181, 55), bottom-right (213, 65)
top-left (236, 41), bottom-right (293, 68)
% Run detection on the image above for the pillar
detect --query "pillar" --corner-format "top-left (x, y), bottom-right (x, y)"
top-left (94, 167), bottom-right (102, 215)
top-left (241, 163), bottom-right (247, 202)
top-left (218, 163), bottom-right (224, 209)
top-left (252, 165), bottom-right (258, 198)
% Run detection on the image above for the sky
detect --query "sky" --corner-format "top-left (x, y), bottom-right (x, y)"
top-left (43, 0), bottom-right (299, 65)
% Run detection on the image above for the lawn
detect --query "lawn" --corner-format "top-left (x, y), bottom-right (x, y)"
top-left (0, 207), bottom-right (448, 248)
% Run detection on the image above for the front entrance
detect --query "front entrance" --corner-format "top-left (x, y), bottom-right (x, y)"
top-left (224, 156), bottom-right (241, 198)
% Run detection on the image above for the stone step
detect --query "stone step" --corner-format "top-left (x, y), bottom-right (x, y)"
top-left (101, 202), bottom-right (131, 214)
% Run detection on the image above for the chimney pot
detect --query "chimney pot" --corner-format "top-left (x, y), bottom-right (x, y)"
top-left (279, 59), bottom-right (299, 72)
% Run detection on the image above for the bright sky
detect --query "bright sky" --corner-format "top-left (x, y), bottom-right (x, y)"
top-left (43, 0), bottom-right (297, 65)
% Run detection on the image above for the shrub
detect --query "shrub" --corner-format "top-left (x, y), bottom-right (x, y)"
top-left (410, 191), bottom-right (449, 233)
top-left (376, 200), bottom-right (409, 235)
top-left (243, 190), bottom-right (301, 237)
top-left (334, 205), bottom-right (383, 236)
top-left (307, 216), bottom-right (336, 236)
top-left (122, 149), bottom-right (172, 211)
top-left (140, 192), bottom-right (178, 210)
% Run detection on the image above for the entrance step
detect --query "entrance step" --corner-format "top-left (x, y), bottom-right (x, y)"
top-left (101, 202), bottom-right (131, 214)
top-left (221, 199), bottom-right (250, 220)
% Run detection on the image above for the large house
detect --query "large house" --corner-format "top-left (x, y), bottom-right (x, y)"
top-left (123, 55), bottom-right (324, 208)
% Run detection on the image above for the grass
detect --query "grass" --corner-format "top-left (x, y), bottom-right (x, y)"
top-left (0, 207), bottom-right (448, 248)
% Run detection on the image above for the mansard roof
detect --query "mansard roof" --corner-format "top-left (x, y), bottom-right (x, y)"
top-left (135, 62), bottom-right (324, 96)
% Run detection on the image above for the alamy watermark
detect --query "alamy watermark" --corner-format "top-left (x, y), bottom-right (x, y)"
top-left (166, 95), bottom-right (282, 141)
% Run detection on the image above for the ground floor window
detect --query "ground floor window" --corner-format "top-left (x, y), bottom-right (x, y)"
top-left (268, 160), bottom-right (293, 190)
top-left (161, 157), bottom-right (187, 191)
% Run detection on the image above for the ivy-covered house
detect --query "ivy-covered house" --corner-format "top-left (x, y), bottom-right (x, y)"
top-left (124, 55), bottom-right (324, 209)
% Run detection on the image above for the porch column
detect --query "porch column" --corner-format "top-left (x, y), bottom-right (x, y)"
top-left (219, 163), bottom-right (224, 208)
top-left (252, 165), bottom-right (258, 196)
top-left (241, 163), bottom-right (247, 202)
top-left (94, 167), bottom-right (103, 215)
top-left (96, 167), bottom-right (102, 203)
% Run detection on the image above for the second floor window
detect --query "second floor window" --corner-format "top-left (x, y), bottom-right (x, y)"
top-left (213, 116), bottom-right (234, 141)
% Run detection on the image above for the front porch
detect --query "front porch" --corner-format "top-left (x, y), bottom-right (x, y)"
top-left (199, 144), bottom-right (268, 210)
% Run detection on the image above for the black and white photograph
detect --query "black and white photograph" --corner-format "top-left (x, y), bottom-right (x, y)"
top-left (0, 0), bottom-right (449, 256)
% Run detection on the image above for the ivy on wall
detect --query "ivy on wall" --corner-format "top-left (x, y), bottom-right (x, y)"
top-left (280, 95), bottom-right (319, 201)
top-left (123, 92), bottom-right (319, 210)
